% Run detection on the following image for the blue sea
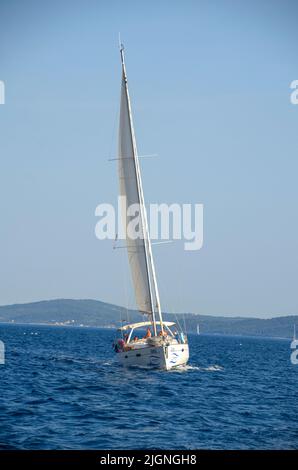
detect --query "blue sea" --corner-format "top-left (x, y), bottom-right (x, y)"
top-left (0, 324), bottom-right (297, 450)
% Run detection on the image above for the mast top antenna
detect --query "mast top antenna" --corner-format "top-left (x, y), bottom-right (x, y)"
top-left (118, 32), bottom-right (124, 52)
top-left (118, 33), bottom-right (126, 72)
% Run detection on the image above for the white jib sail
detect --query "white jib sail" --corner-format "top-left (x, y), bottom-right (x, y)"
top-left (118, 48), bottom-right (157, 316)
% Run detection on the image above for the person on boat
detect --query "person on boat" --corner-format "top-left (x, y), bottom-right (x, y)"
top-left (113, 338), bottom-right (125, 353)
top-left (158, 329), bottom-right (168, 337)
top-left (124, 333), bottom-right (129, 343)
top-left (144, 327), bottom-right (152, 338)
top-left (133, 336), bottom-right (139, 342)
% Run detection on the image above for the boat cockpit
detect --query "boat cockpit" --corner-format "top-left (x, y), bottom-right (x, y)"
top-left (113, 321), bottom-right (187, 353)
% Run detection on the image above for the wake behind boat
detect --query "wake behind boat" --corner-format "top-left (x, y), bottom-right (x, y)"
top-left (112, 44), bottom-right (189, 370)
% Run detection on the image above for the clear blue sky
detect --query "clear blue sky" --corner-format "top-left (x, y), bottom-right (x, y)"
top-left (0, 0), bottom-right (297, 317)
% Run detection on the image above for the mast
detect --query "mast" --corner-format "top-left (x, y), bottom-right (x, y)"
top-left (119, 44), bottom-right (164, 335)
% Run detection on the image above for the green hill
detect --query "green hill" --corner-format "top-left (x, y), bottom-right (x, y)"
top-left (0, 299), bottom-right (296, 339)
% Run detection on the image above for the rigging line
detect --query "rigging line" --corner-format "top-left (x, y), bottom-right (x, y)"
top-left (112, 233), bottom-right (118, 250)
top-left (176, 254), bottom-right (187, 335)
top-left (151, 240), bottom-right (173, 246)
top-left (178, 282), bottom-right (188, 335)
top-left (156, 244), bottom-right (184, 333)
top-left (183, 312), bottom-right (187, 336)
top-left (159, 274), bottom-right (179, 332)
top-left (113, 240), bottom-right (174, 250)
top-left (108, 154), bottom-right (158, 161)
top-left (176, 253), bottom-right (188, 335)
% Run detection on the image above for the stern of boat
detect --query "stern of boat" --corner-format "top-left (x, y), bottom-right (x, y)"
top-left (117, 342), bottom-right (189, 370)
top-left (164, 343), bottom-right (189, 370)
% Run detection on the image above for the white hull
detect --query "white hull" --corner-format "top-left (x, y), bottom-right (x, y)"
top-left (117, 343), bottom-right (189, 371)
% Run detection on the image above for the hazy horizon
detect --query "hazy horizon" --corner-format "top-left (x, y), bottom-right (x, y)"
top-left (0, 1), bottom-right (297, 317)
top-left (0, 296), bottom-right (297, 320)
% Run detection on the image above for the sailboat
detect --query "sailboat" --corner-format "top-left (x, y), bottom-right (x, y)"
top-left (197, 323), bottom-right (200, 335)
top-left (113, 44), bottom-right (189, 370)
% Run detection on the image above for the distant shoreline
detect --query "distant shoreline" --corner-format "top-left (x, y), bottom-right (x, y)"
top-left (0, 320), bottom-right (291, 341)
top-left (0, 299), bottom-right (296, 339)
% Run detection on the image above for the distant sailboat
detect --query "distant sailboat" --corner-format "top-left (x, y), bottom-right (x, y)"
top-left (197, 323), bottom-right (200, 335)
top-left (112, 43), bottom-right (189, 370)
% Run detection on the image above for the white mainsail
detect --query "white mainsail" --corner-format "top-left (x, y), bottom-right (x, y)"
top-left (118, 45), bottom-right (162, 327)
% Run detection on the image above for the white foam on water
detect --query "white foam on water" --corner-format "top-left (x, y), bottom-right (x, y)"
top-left (201, 365), bottom-right (224, 372)
top-left (171, 364), bottom-right (224, 373)
top-left (169, 364), bottom-right (201, 373)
